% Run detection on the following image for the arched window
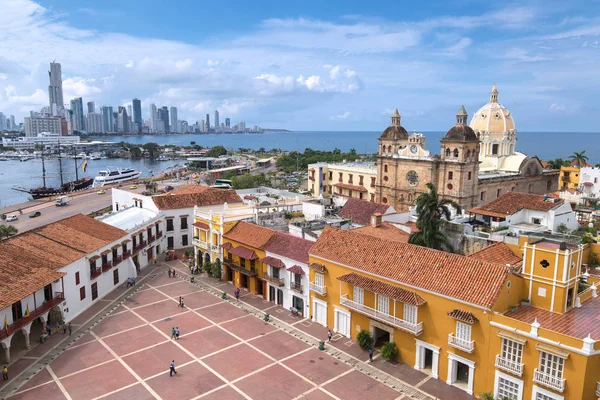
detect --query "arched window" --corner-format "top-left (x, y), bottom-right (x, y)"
top-left (453, 148), bottom-right (459, 158)
top-left (445, 148), bottom-right (451, 157)
top-left (388, 145), bottom-right (392, 153)
top-left (384, 165), bottom-right (388, 173)
top-left (466, 149), bottom-right (471, 159)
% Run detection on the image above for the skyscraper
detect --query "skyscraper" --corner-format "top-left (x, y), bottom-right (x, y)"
top-left (214, 110), bottom-right (220, 133)
top-left (0, 113), bottom-right (6, 131)
top-left (225, 118), bottom-right (231, 128)
top-left (87, 101), bottom-right (95, 114)
top-left (48, 62), bottom-right (64, 116)
top-left (101, 106), bottom-right (113, 132)
top-left (132, 98), bottom-right (142, 131)
top-left (161, 106), bottom-right (170, 133)
top-left (169, 107), bottom-right (178, 133)
top-left (117, 106), bottom-right (129, 133)
top-left (149, 103), bottom-right (158, 132)
top-left (206, 113), bottom-right (210, 131)
top-left (9, 115), bottom-right (15, 131)
top-left (70, 97), bottom-right (85, 132)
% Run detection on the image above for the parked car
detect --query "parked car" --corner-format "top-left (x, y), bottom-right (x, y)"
top-left (129, 185), bottom-right (137, 189)
top-left (97, 190), bottom-right (106, 195)
top-left (6, 214), bottom-right (18, 222)
top-left (29, 211), bottom-right (41, 218)
top-left (165, 185), bottom-right (174, 192)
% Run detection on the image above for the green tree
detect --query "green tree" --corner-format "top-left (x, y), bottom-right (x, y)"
top-left (480, 393), bottom-right (511, 400)
top-left (547, 158), bottom-right (569, 170)
top-left (408, 182), bottom-right (460, 252)
top-left (142, 142), bottom-right (161, 159)
top-left (129, 147), bottom-right (142, 158)
top-left (0, 225), bottom-right (18, 240)
top-left (380, 341), bottom-right (398, 361)
top-left (211, 259), bottom-right (222, 279)
top-left (207, 145), bottom-right (227, 158)
top-left (569, 151), bottom-right (589, 168)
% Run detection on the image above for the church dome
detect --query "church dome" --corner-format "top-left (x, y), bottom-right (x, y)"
top-left (442, 105), bottom-right (478, 142)
top-left (469, 84), bottom-right (516, 133)
top-left (379, 109), bottom-right (409, 140)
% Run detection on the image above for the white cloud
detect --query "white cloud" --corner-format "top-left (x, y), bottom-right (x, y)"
top-left (0, 73), bottom-right (7, 80)
top-left (550, 103), bottom-right (567, 112)
top-left (329, 111), bottom-right (351, 120)
top-left (63, 77), bottom-right (102, 98)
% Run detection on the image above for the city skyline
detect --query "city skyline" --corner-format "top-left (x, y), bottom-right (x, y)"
top-left (0, 0), bottom-right (598, 132)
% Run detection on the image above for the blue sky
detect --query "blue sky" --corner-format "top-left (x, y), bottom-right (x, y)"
top-left (0, 0), bottom-right (599, 131)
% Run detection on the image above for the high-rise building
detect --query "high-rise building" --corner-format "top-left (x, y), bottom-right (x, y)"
top-left (132, 98), bottom-right (142, 133)
top-left (149, 104), bottom-right (158, 132)
top-left (87, 101), bottom-right (95, 114)
top-left (101, 106), bottom-right (113, 132)
top-left (84, 113), bottom-right (104, 133)
top-left (206, 114), bottom-right (210, 131)
top-left (169, 107), bottom-right (178, 133)
top-left (214, 110), bottom-right (220, 133)
top-left (24, 116), bottom-right (61, 136)
top-left (0, 113), bottom-right (6, 131)
top-left (70, 97), bottom-right (85, 132)
top-left (161, 106), bottom-right (170, 133)
top-left (225, 118), bottom-right (231, 128)
top-left (117, 106), bottom-right (129, 133)
top-left (9, 115), bottom-right (15, 131)
top-left (48, 62), bottom-right (64, 116)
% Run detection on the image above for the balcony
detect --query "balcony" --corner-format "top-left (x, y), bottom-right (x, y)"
top-left (224, 261), bottom-right (257, 276)
top-left (123, 250), bottom-right (131, 259)
top-left (148, 235), bottom-right (156, 244)
top-left (113, 255), bottom-right (123, 266)
top-left (263, 272), bottom-right (285, 286)
top-left (309, 175), bottom-right (315, 181)
top-left (0, 293), bottom-right (65, 340)
top-left (495, 355), bottom-right (523, 376)
top-left (309, 282), bottom-right (327, 296)
top-left (291, 282), bottom-right (303, 293)
top-left (133, 240), bottom-right (147, 254)
top-left (101, 261), bottom-right (113, 272)
top-left (340, 295), bottom-right (423, 335)
top-left (448, 334), bottom-right (475, 353)
top-left (533, 369), bottom-right (565, 393)
top-left (90, 268), bottom-right (102, 279)
top-left (156, 230), bottom-right (163, 238)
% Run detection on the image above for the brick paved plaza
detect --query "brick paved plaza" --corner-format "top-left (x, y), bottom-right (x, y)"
top-left (1, 260), bottom-right (475, 400)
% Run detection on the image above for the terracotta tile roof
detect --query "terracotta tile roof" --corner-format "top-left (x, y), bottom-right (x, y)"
top-left (338, 273), bottom-right (426, 306)
top-left (505, 296), bottom-right (600, 340)
top-left (404, 221), bottom-right (419, 233)
top-left (311, 227), bottom-right (509, 308)
top-left (335, 183), bottom-right (368, 192)
top-left (263, 232), bottom-right (313, 264)
top-left (470, 192), bottom-right (563, 218)
top-left (229, 245), bottom-right (259, 260)
top-left (309, 263), bottom-right (328, 273)
top-left (221, 242), bottom-right (233, 250)
top-left (338, 198), bottom-right (391, 226)
top-left (448, 309), bottom-right (479, 324)
top-left (260, 256), bottom-right (286, 269)
top-left (223, 221), bottom-right (276, 249)
top-left (193, 222), bottom-right (210, 230)
top-left (354, 222), bottom-right (409, 243)
top-left (469, 243), bottom-right (522, 267)
top-left (153, 187), bottom-right (243, 210)
top-left (287, 265), bottom-right (305, 275)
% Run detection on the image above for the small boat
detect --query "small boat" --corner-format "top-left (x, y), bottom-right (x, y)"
top-left (0, 157), bottom-right (9, 161)
top-left (93, 167), bottom-right (141, 187)
top-left (19, 156), bottom-right (33, 162)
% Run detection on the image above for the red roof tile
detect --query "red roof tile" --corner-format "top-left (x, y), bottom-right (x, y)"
top-left (223, 221), bottom-right (276, 249)
top-left (260, 256), bottom-right (286, 269)
top-left (448, 309), bottom-right (479, 324)
top-left (469, 243), bottom-right (522, 267)
top-left (287, 265), bottom-right (305, 275)
top-left (193, 222), bottom-right (210, 230)
top-left (338, 273), bottom-right (426, 306)
top-left (263, 231), bottom-right (313, 264)
top-left (354, 222), bottom-right (409, 243)
top-left (153, 186), bottom-right (243, 210)
top-left (470, 192), bottom-right (563, 218)
top-left (338, 198), bottom-right (391, 226)
top-left (335, 183), bottom-right (368, 192)
top-left (229, 245), bottom-right (259, 260)
top-left (311, 227), bottom-right (509, 308)
top-left (221, 242), bottom-right (233, 250)
top-left (309, 263), bottom-right (328, 273)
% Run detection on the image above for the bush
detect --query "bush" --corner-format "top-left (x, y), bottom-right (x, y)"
top-left (380, 341), bottom-right (398, 361)
top-left (211, 259), bottom-right (222, 279)
top-left (356, 330), bottom-right (373, 350)
top-left (204, 262), bottom-right (213, 276)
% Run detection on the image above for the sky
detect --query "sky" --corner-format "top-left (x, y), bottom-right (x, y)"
top-left (0, 0), bottom-right (599, 132)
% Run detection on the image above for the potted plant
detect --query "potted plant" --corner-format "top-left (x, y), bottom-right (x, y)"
top-left (356, 330), bottom-right (373, 350)
top-left (521, 299), bottom-right (531, 306)
top-left (380, 341), bottom-right (398, 361)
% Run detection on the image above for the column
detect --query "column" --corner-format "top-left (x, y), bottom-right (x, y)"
top-left (432, 351), bottom-right (439, 379)
top-left (24, 333), bottom-right (31, 349)
top-left (3, 346), bottom-right (10, 363)
top-left (446, 358), bottom-right (456, 385)
top-left (467, 365), bottom-right (475, 395)
top-left (414, 344), bottom-right (422, 369)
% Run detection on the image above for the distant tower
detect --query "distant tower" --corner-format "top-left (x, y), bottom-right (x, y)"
top-left (150, 103), bottom-right (158, 132)
top-left (206, 113), bottom-right (210, 131)
top-left (170, 107), bottom-right (178, 133)
top-left (161, 106), bottom-right (170, 133)
top-left (225, 118), bottom-right (230, 128)
top-left (87, 101), bottom-right (95, 114)
top-left (48, 62), bottom-right (64, 116)
top-left (70, 97), bottom-right (85, 132)
top-left (132, 98), bottom-right (142, 124)
top-left (214, 110), bottom-right (220, 133)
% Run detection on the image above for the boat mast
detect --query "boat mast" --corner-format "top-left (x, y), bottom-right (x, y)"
top-left (58, 140), bottom-right (64, 186)
top-left (41, 147), bottom-right (47, 188)
top-left (73, 146), bottom-right (79, 181)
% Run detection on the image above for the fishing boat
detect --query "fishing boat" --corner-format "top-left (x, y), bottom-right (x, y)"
top-left (93, 167), bottom-right (141, 187)
top-left (12, 146), bottom-right (93, 199)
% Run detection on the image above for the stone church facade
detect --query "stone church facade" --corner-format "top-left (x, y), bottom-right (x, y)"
top-left (375, 86), bottom-right (559, 212)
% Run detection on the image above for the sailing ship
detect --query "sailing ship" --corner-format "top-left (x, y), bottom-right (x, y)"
top-left (12, 145), bottom-right (93, 199)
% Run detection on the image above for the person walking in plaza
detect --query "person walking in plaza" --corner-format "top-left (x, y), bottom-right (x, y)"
top-left (63, 322), bottom-right (67, 335)
top-left (368, 348), bottom-right (374, 362)
top-left (2, 365), bottom-right (8, 381)
top-left (234, 287), bottom-right (240, 301)
top-left (68, 322), bottom-right (72, 336)
top-left (55, 321), bottom-right (60, 333)
top-left (169, 360), bottom-right (177, 376)
top-left (175, 327), bottom-right (180, 340)
top-left (179, 297), bottom-right (184, 307)
top-left (327, 329), bottom-right (332, 342)
top-left (46, 322), bottom-right (51, 336)
top-left (168, 269), bottom-right (172, 278)
top-left (172, 268), bottom-right (176, 278)
top-left (171, 327), bottom-right (176, 340)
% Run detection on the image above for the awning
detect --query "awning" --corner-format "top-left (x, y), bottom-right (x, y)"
top-left (221, 242), bottom-right (233, 250)
top-left (193, 222), bottom-right (210, 230)
top-left (308, 263), bottom-right (328, 273)
top-left (89, 255), bottom-right (100, 261)
top-left (121, 239), bottom-right (131, 244)
top-left (111, 244), bottom-right (121, 250)
top-left (337, 273), bottom-right (426, 306)
top-left (146, 224), bottom-right (155, 229)
top-left (334, 183), bottom-right (368, 192)
top-left (229, 245), bottom-right (259, 260)
top-left (447, 309), bottom-right (478, 324)
top-left (287, 265), bottom-right (305, 275)
top-left (100, 250), bottom-right (111, 256)
top-left (260, 256), bottom-right (286, 269)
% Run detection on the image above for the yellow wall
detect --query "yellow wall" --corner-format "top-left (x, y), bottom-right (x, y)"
top-left (222, 238), bottom-right (266, 296)
top-left (559, 166), bottom-right (580, 190)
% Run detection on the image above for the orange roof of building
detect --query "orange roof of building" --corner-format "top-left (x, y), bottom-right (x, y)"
top-left (310, 227), bottom-right (509, 308)
top-left (470, 192), bottom-right (563, 218)
top-left (354, 222), bottom-right (409, 243)
top-left (338, 198), bottom-right (391, 225)
top-left (263, 231), bottom-right (313, 264)
top-left (153, 186), bottom-right (243, 210)
top-left (448, 309), bottom-right (479, 324)
top-left (335, 183), bottom-right (368, 192)
top-left (338, 273), bottom-right (426, 306)
top-left (469, 242), bottom-right (522, 267)
top-left (223, 221), bottom-right (276, 249)
top-left (0, 214), bottom-right (127, 309)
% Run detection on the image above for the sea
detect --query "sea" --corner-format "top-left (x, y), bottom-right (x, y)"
top-left (0, 130), bottom-right (598, 208)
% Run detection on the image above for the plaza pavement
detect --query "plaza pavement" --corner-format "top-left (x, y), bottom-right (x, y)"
top-left (1, 259), bottom-right (476, 400)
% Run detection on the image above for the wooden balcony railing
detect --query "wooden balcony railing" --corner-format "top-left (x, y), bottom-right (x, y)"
top-left (263, 272), bottom-right (285, 286)
top-left (133, 241), bottom-right (147, 253)
top-left (224, 260), bottom-right (257, 276)
top-left (113, 255), bottom-right (123, 266)
top-left (156, 231), bottom-right (163, 238)
top-left (101, 262), bottom-right (113, 272)
top-left (0, 293), bottom-right (65, 340)
top-left (291, 282), bottom-right (303, 293)
top-left (148, 235), bottom-right (156, 244)
top-left (123, 250), bottom-right (131, 259)
top-left (90, 268), bottom-right (102, 279)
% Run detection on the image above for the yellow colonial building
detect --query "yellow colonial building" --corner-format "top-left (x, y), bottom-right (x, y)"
top-left (308, 161), bottom-right (378, 201)
top-left (559, 166), bottom-right (581, 191)
top-left (307, 226), bottom-right (600, 399)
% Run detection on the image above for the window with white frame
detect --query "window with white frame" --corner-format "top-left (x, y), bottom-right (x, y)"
top-left (539, 351), bottom-right (564, 380)
top-left (535, 390), bottom-right (561, 400)
top-left (496, 375), bottom-right (521, 400)
top-left (404, 304), bottom-right (417, 324)
top-left (353, 287), bottom-right (364, 305)
top-left (502, 338), bottom-right (523, 365)
top-left (315, 273), bottom-right (324, 287)
top-left (456, 322), bottom-right (472, 342)
top-left (377, 295), bottom-right (389, 315)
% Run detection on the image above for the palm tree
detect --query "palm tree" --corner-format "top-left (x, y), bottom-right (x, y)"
top-left (0, 225), bottom-right (18, 240)
top-left (569, 151), bottom-right (589, 168)
top-left (408, 182), bottom-right (460, 252)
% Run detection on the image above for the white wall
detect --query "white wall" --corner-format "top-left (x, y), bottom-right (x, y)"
top-left (265, 251), bottom-right (310, 316)
top-left (303, 202), bottom-right (325, 221)
top-left (111, 189), bottom-right (159, 213)
top-left (164, 207), bottom-right (194, 250)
